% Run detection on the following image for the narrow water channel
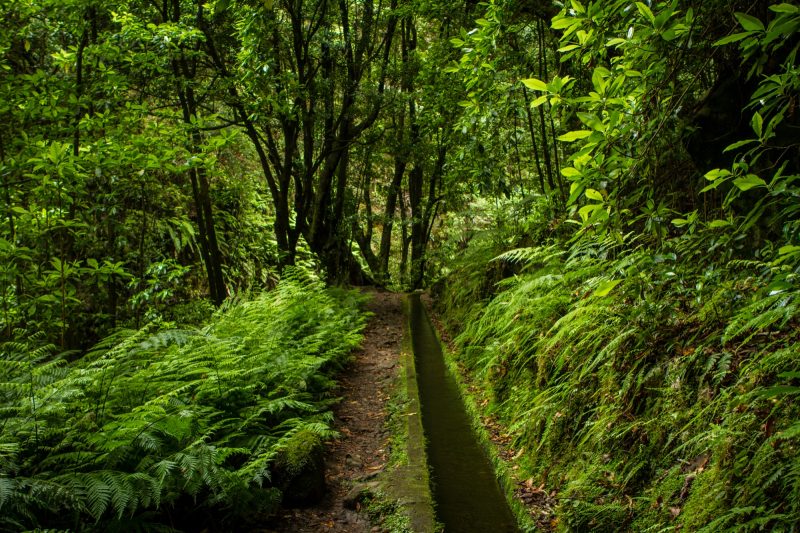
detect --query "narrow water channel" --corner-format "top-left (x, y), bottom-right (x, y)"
top-left (408, 294), bottom-right (519, 532)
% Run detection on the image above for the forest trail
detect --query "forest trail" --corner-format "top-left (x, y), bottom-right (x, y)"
top-left (270, 290), bottom-right (404, 532)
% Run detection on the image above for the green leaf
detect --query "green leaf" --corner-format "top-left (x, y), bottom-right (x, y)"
top-left (568, 183), bottom-right (585, 205)
top-left (733, 174), bottom-right (766, 191)
top-left (558, 130), bottom-right (592, 142)
top-left (522, 78), bottom-right (548, 91)
top-left (636, 2), bottom-right (655, 24)
top-left (552, 16), bottom-right (579, 30)
top-left (709, 219), bottom-right (732, 228)
top-left (714, 32), bottom-right (753, 46)
top-left (671, 218), bottom-right (688, 227)
top-left (594, 279), bottom-right (622, 297)
top-left (531, 95), bottom-right (549, 107)
top-left (704, 168), bottom-right (731, 181)
top-left (778, 245), bottom-right (800, 256)
top-left (561, 167), bottom-right (582, 178)
top-left (578, 203), bottom-right (601, 221)
top-left (734, 12), bottom-right (765, 32)
top-left (724, 139), bottom-right (757, 152)
top-left (558, 44), bottom-right (580, 52)
top-left (751, 112), bottom-right (763, 138)
top-left (769, 4), bottom-right (799, 14)
top-left (585, 188), bottom-right (604, 201)
top-left (591, 67), bottom-right (609, 94)
top-left (766, 280), bottom-right (793, 294)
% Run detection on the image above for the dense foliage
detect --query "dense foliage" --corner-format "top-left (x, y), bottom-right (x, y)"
top-left (432, 1), bottom-right (800, 530)
top-left (2, 0), bottom-right (799, 530)
top-left (0, 275), bottom-right (365, 530)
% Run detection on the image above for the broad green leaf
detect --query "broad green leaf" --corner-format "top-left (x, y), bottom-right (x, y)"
top-left (769, 4), bottom-right (799, 13)
top-left (671, 218), bottom-right (688, 227)
top-left (778, 245), bottom-right (800, 256)
top-left (552, 16), bottom-right (579, 30)
top-left (724, 139), bottom-right (757, 152)
top-left (570, 0), bottom-right (586, 14)
top-left (709, 219), bottom-right (732, 228)
top-left (561, 167), bottom-right (582, 178)
top-left (531, 95), bottom-right (549, 107)
top-left (558, 44), bottom-right (580, 52)
top-left (522, 78), bottom-right (548, 91)
top-left (700, 181), bottom-right (722, 193)
top-left (591, 67), bottom-right (609, 94)
top-left (734, 12), bottom-right (765, 32)
top-left (733, 174), bottom-right (766, 191)
top-left (714, 32), bottom-right (752, 46)
top-left (568, 183), bottom-right (585, 205)
top-left (766, 280), bottom-right (793, 295)
top-left (558, 130), bottom-right (592, 142)
top-left (704, 168), bottom-right (731, 181)
top-left (751, 112), bottom-right (763, 138)
top-left (636, 2), bottom-right (655, 24)
top-left (585, 188), bottom-right (604, 201)
top-left (594, 279), bottom-right (622, 297)
top-left (578, 203), bottom-right (601, 221)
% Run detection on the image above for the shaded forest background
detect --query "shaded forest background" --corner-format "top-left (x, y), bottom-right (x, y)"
top-left (1, 0), bottom-right (799, 531)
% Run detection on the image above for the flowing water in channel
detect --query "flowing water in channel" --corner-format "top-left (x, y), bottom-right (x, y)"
top-left (408, 294), bottom-right (519, 532)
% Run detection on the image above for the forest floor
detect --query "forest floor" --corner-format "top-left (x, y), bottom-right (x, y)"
top-left (268, 290), bottom-right (404, 533)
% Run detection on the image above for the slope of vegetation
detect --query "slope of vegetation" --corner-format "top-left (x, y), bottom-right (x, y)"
top-left (437, 237), bottom-right (800, 531)
top-left (0, 274), bottom-right (366, 531)
top-left (431, 1), bottom-right (800, 530)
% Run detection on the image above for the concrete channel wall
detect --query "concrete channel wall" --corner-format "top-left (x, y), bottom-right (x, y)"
top-left (382, 295), bottom-right (437, 532)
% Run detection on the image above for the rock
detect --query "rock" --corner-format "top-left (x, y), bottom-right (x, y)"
top-left (345, 453), bottom-right (363, 469)
top-left (273, 429), bottom-right (327, 507)
top-left (342, 481), bottom-right (380, 510)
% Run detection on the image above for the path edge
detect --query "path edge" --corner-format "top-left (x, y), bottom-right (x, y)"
top-left (381, 294), bottom-right (437, 532)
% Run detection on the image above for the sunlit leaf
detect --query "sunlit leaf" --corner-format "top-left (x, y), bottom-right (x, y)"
top-left (558, 130), bottom-right (592, 142)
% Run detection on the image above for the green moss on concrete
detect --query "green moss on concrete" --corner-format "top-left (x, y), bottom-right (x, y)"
top-left (368, 295), bottom-right (437, 533)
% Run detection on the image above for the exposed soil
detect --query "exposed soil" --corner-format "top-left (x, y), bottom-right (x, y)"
top-left (269, 290), bottom-right (404, 532)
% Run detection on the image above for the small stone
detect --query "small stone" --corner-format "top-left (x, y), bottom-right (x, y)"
top-left (345, 453), bottom-right (363, 468)
top-left (342, 482), bottom-right (380, 510)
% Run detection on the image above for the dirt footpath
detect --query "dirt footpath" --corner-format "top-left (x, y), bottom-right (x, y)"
top-left (270, 290), bottom-right (404, 532)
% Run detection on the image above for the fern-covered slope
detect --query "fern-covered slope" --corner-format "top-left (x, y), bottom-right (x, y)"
top-left (435, 240), bottom-right (800, 532)
top-left (0, 274), bottom-right (366, 531)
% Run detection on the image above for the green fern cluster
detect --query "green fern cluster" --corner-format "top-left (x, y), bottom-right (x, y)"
top-left (0, 273), bottom-right (366, 530)
top-left (437, 238), bottom-right (800, 531)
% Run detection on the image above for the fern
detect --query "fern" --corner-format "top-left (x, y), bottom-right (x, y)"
top-left (0, 279), bottom-right (367, 530)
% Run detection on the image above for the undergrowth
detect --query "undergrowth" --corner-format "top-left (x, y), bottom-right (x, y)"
top-left (435, 236), bottom-right (800, 531)
top-left (0, 271), bottom-right (367, 531)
